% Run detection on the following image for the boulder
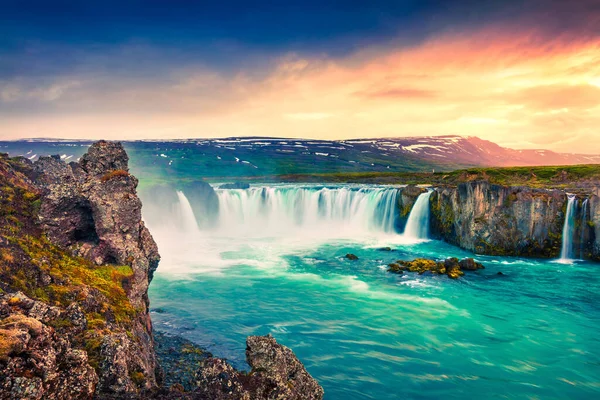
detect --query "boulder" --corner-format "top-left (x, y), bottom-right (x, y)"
top-left (387, 257), bottom-right (484, 279)
top-left (458, 257), bottom-right (485, 271)
top-left (194, 335), bottom-right (324, 400)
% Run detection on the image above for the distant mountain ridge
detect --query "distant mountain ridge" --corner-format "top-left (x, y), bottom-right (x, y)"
top-left (342, 135), bottom-right (600, 167)
top-left (1, 136), bottom-right (598, 179)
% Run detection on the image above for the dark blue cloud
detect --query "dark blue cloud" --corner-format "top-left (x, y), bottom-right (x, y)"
top-left (0, 0), bottom-right (597, 81)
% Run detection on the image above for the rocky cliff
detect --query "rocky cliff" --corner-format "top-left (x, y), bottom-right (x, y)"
top-left (0, 142), bottom-right (323, 399)
top-left (0, 141), bottom-right (160, 398)
top-left (429, 181), bottom-right (600, 261)
top-left (587, 194), bottom-right (600, 260)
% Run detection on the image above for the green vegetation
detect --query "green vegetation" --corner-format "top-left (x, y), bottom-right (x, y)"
top-left (0, 154), bottom-right (138, 366)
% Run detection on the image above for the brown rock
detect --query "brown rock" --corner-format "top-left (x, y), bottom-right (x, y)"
top-left (194, 335), bottom-right (324, 400)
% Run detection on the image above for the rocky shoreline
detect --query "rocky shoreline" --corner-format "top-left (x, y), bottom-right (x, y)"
top-left (0, 142), bottom-right (323, 399)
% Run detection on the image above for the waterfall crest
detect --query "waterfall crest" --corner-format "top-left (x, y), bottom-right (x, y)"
top-left (403, 191), bottom-right (433, 241)
top-left (214, 186), bottom-right (399, 238)
top-left (559, 195), bottom-right (577, 262)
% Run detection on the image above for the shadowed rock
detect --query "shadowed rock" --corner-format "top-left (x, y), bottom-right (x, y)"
top-left (194, 335), bottom-right (324, 400)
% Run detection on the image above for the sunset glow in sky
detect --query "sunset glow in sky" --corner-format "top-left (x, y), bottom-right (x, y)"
top-left (1, 1), bottom-right (599, 153)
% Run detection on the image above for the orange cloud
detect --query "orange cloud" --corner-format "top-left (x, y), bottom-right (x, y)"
top-left (1, 25), bottom-right (599, 154)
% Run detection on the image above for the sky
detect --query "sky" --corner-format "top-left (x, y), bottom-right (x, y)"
top-left (1, 0), bottom-right (599, 153)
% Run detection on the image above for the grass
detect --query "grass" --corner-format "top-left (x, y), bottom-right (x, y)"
top-left (0, 154), bottom-right (137, 325)
top-left (14, 234), bottom-right (136, 323)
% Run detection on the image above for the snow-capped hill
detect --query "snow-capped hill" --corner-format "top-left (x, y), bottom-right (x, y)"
top-left (344, 136), bottom-right (600, 167)
top-left (1, 136), bottom-right (598, 178)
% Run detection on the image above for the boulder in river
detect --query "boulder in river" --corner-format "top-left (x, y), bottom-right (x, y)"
top-left (388, 257), bottom-right (484, 279)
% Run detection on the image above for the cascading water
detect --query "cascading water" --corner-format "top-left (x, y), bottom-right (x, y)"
top-left (215, 186), bottom-right (399, 238)
top-left (559, 195), bottom-right (577, 262)
top-left (176, 191), bottom-right (200, 234)
top-left (580, 198), bottom-right (589, 259)
top-left (403, 190), bottom-right (433, 240)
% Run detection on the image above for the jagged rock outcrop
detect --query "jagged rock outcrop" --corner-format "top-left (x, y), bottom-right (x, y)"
top-left (1, 142), bottom-right (323, 399)
top-left (31, 141), bottom-right (161, 394)
top-left (194, 335), bottom-right (324, 400)
top-left (0, 142), bottom-right (161, 398)
top-left (430, 181), bottom-right (568, 257)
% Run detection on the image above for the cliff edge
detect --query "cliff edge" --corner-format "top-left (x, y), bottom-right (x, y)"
top-left (0, 141), bottom-right (160, 398)
top-left (0, 141), bottom-right (323, 399)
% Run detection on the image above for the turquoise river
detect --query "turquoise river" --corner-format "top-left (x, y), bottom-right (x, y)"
top-left (145, 185), bottom-right (600, 399)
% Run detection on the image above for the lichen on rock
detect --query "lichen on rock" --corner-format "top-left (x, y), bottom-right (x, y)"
top-left (194, 335), bottom-right (324, 400)
top-left (388, 257), bottom-right (484, 279)
top-left (0, 142), bottom-right (324, 399)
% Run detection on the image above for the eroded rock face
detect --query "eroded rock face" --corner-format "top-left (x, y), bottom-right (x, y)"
top-left (194, 335), bottom-right (324, 400)
top-left (25, 141), bottom-right (161, 394)
top-left (430, 182), bottom-right (567, 258)
top-left (1, 141), bottom-right (323, 399)
top-left (0, 292), bottom-right (98, 400)
top-left (34, 142), bottom-right (160, 308)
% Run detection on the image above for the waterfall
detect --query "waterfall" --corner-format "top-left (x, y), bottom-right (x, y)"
top-left (580, 198), bottom-right (589, 259)
top-left (214, 186), bottom-right (399, 237)
top-left (176, 191), bottom-right (200, 234)
top-left (403, 191), bottom-right (433, 240)
top-left (559, 195), bottom-right (577, 261)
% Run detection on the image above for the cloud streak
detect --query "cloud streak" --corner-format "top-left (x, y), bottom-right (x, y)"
top-left (1, 8), bottom-right (599, 154)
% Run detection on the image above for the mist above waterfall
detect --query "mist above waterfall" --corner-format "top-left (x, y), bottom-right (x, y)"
top-left (215, 186), bottom-right (399, 238)
top-left (141, 184), bottom-right (436, 275)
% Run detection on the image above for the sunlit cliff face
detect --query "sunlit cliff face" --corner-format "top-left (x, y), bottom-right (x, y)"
top-left (1, 11), bottom-right (599, 153)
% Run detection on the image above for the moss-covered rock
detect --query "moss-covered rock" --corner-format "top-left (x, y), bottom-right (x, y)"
top-left (387, 257), bottom-right (484, 279)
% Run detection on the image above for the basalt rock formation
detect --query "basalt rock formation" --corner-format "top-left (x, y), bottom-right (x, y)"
top-left (0, 142), bottom-right (323, 399)
top-left (429, 181), bottom-right (600, 260)
top-left (430, 182), bottom-right (568, 258)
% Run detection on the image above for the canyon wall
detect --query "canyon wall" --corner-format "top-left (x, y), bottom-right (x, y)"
top-left (429, 181), bottom-right (599, 261)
